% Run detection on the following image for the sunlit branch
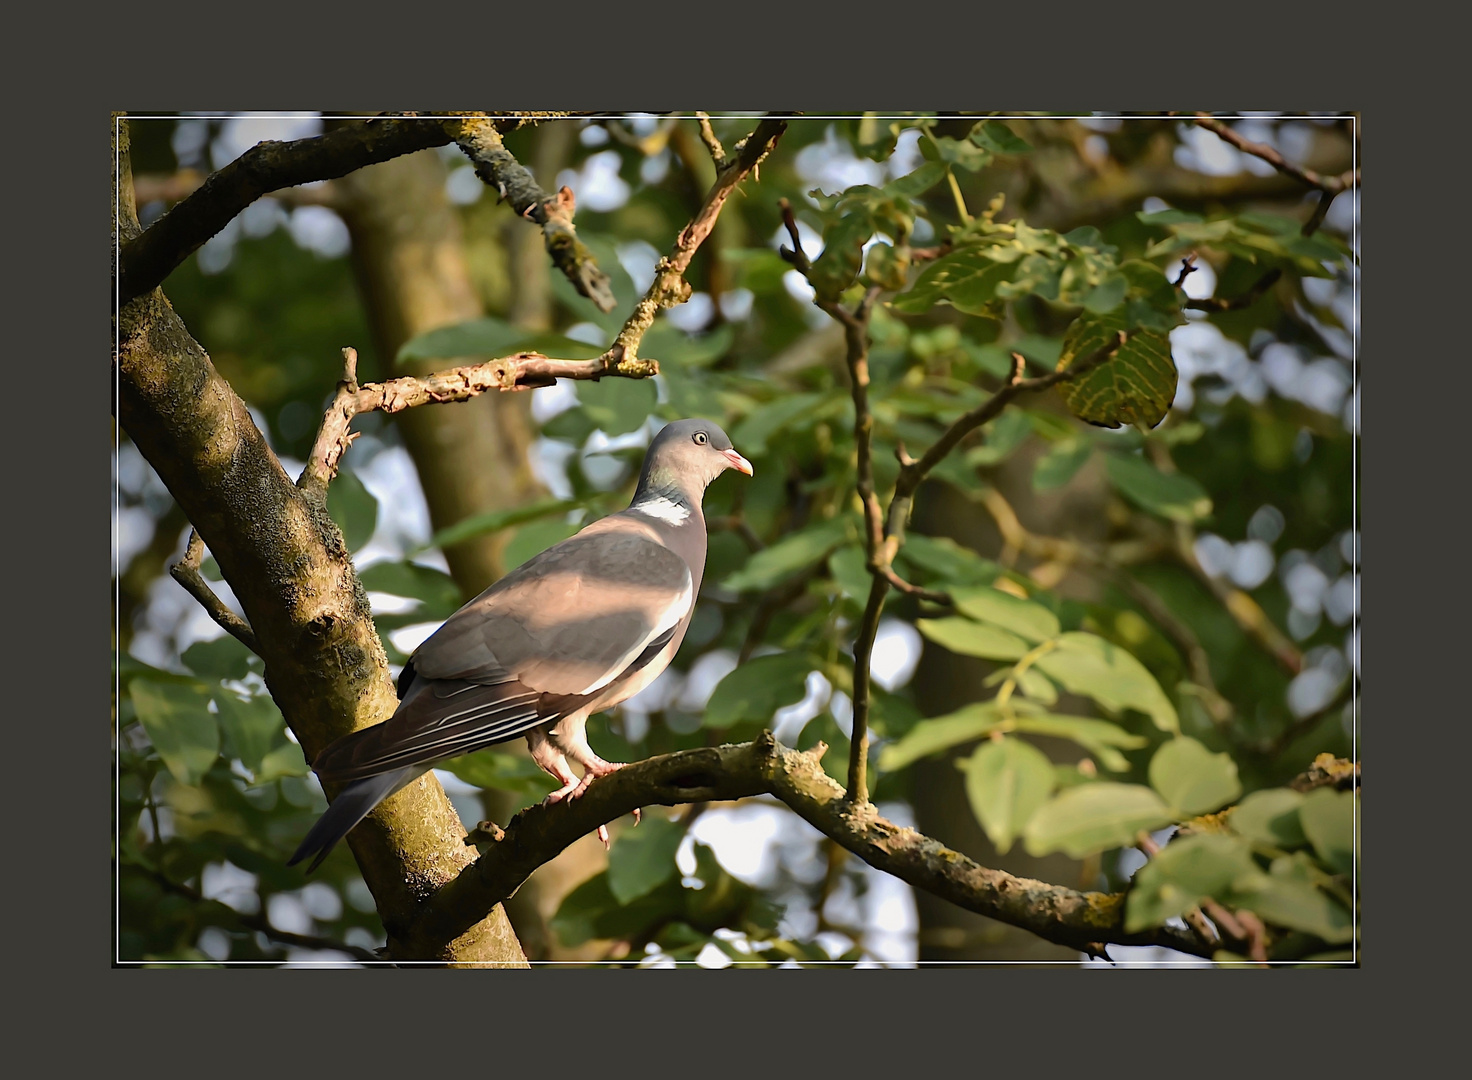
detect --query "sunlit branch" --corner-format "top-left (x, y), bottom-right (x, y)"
top-left (409, 734), bottom-right (1215, 960)
top-left (445, 116), bottom-right (615, 312)
top-left (300, 346), bottom-right (655, 494)
top-left (612, 116), bottom-right (788, 363)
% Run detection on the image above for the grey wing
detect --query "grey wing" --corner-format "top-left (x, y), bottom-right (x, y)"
top-left (410, 527), bottom-right (694, 697)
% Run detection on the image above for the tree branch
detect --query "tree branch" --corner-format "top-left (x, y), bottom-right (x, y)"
top-left (1191, 114), bottom-right (1358, 195)
top-left (612, 116), bottom-right (788, 362)
top-left (444, 116), bottom-right (616, 312)
top-left (299, 345), bottom-right (654, 494)
top-left (169, 529), bottom-right (260, 655)
top-left (408, 734), bottom-right (1213, 959)
top-left (694, 112), bottom-right (726, 167)
top-left (119, 114), bottom-right (459, 304)
top-left (136, 862), bottom-right (381, 963)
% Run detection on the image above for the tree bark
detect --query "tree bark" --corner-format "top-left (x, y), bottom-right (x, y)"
top-left (114, 117), bottom-right (527, 966)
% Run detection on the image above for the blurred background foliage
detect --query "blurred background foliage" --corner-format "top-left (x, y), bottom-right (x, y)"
top-left (114, 112), bottom-right (1358, 967)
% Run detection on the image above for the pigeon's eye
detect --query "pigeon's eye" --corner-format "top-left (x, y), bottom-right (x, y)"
top-left (693, 432), bottom-right (708, 445)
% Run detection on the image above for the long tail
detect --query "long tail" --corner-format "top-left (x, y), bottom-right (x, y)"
top-left (287, 766), bottom-right (422, 873)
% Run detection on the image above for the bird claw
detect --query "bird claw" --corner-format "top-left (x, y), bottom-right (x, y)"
top-left (597, 824), bottom-right (610, 849)
top-left (632, 807), bottom-right (641, 826)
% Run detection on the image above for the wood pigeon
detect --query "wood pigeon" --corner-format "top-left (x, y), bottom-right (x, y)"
top-left (289, 418), bottom-right (753, 872)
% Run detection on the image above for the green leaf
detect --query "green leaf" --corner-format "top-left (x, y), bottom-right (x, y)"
top-left (1104, 453), bottom-right (1212, 523)
top-left (705, 652), bottom-right (814, 729)
top-left (1136, 208), bottom-right (1203, 227)
top-left (254, 739), bottom-right (310, 784)
top-left (917, 617), bottom-right (1031, 661)
top-left (1125, 833), bottom-right (1260, 932)
top-left (358, 560), bottom-right (463, 618)
top-left (1010, 713), bottom-right (1148, 773)
top-left (960, 736), bottom-right (1055, 853)
top-left (893, 248), bottom-right (1017, 316)
top-left (131, 679), bottom-right (219, 787)
top-left (809, 209), bottom-right (874, 302)
top-left (213, 692), bottom-right (283, 776)
top-left (503, 518), bottom-right (582, 572)
top-left (327, 468), bottom-right (378, 552)
top-left (1082, 272), bottom-right (1129, 314)
top-left (971, 120), bottom-right (1032, 154)
top-left (396, 316), bottom-right (602, 365)
top-left (1033, 632), bottom-right (1179, 733)
top-left (827, 544), bottom-right (873, 604)
top-left (721, 517), bottom-right (852, 592)
top-left (442, 750), bottom-right (556, 800)
top-left (1023, 782), bottom-right (1174, 858)
top-left (951, 586), bottom-right (1060, 642)
top-left (1149, 737), bottom-right (1242, 815)
top-left (1230, 854), bottom-right (1354, 943)
top-left (577, 376), bottom-right (658, 436)
top-left (731, 392), bottom-right (825, 456)
top-left (963, 408), bottom-right (1032, 467)
top-left (877, 703), bottom-right (1004, 771)
top-left (884, 160), bottom-right (948, 198)
top-left (931, 136), bottom-right (991, 172)
top-left (182, 635), bottom-right (256, 683)
top-left (1032, 439), bottom-right (1093, 490)
top-left (897, 534), bottom-right (1000, 586)
top-left (607, 814), bottom-right (686, 905)
top-left (1055, 313), bottom-right (1178, 429)
top-left (1228, 788), bottom-right (1307, 848)
top-left (1299, 788), bottom-right (1355, 875)
top-left (429, 497), bottom-right (587, 550)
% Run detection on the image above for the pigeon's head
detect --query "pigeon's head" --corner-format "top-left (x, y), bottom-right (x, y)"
top-left (639, 418), bottom-right (753, 495)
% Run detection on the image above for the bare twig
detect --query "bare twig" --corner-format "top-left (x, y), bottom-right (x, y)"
top-left (1185, 268), bottom-right (1282, 312)
top-left (1191, 114), bottom-right (1358, 195)
top-left (445, 116), bottom-right (615, 312)
top-left (135, 862), bottom-right (381, 962)
top-left (1289, 753), bottom-right (1359, 793)
top-left (1173, 255), bottom-right (1199, 288)
top-left (299, 345), bottom-right (654, 493)
top-left (694, 112), bottom-right (726, 167)
top-left (613, 116), bottom-right (788, 363)
top-left (408, 734), bottom-right (1213, 960)
top-left (170, 530), bottom-right (259, 654)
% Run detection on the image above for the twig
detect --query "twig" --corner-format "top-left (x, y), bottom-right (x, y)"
top-left (408, 734), bottom-right (1214, 960)
top-left (1173, 255), bottom-right (1199, 288)
top-left (136, 862), bottom-right (380, 963)
top-left (1191, 114), bottom-right (1358, 195)
top-left (1136, 830), bottom-right (1219, 951)
top-left (1185, 268), bottom-right (1282, 312)
top-left (612, 116), bottom-right (787, 363)
top-left (694, 112), bottom-right (726, 167)
top-left (1289, 753), bottom-right (1359, 793)
top-left (445, 116), bottom-right (615, 312)
top-left (170, 530), bottom-right (260, 654)
top-left (298, 345), bottom-right (655, 493)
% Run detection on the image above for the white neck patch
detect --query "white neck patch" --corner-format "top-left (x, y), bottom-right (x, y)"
top-left (631, 494), bottom-right (691, 525)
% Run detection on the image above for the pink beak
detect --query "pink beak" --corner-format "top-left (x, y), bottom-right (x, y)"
top-left (721, 448), bottom-right (754, 476)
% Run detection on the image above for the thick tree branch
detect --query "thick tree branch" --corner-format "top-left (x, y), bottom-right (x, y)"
top-left (119, 114), bottom-right (458, 304)
top-left (445, 116), bottom-right (615, 312)
top-left (169, 529), bottom-right (260, 654)
top-left (408, 734), bottom-right (1212, 959)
